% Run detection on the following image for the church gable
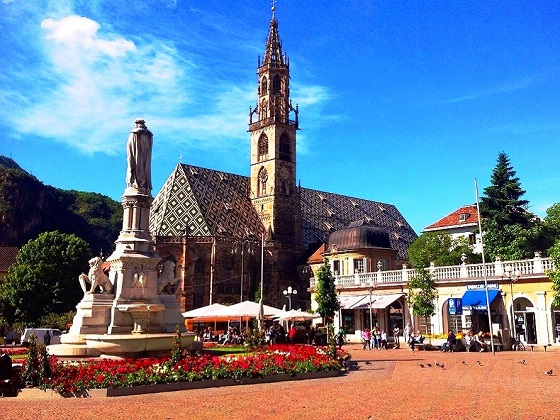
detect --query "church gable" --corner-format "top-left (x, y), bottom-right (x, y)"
top-left (150, 164), bottom-right (210, 237)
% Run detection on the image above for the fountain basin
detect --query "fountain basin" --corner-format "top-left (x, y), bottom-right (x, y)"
top-left (116, 303), bottom-right (165, 334)
top-left (85, 333), bottom-right (195, 357)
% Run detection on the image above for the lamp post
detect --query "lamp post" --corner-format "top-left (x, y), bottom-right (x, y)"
top-left (232, 238), bottom-right (253, 302)
top-left (502, 265), bottom-right (521, 345)
top-left (368, 282), bottom-right (374, 330)
top-left (283, 286), bottom-right (297, 310)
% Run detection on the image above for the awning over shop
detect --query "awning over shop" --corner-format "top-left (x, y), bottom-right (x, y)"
top-left (338, 295), bottom-right (369, 309)
top-left (351, 293), bottom-right (404, 309)
top-left (370, 293), bottom-right (404, 309)
top-left (461, 289), bottom-right (500, 310)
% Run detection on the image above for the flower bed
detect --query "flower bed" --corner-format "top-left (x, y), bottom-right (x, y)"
top-left (42, 344), bottom-right (348, 395)
top-left (2, 348), bottom-right (28, 356)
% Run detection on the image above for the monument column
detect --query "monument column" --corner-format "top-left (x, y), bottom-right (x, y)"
top-left (55, 119), bottom-right (190, 356)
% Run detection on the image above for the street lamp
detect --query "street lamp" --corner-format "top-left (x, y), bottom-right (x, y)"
top-left (232, 238), bottom-right (254, 302)
top-left (283, 286), bottom-right (297, 310)
top-left (502, 265), bottom-right (521, 344)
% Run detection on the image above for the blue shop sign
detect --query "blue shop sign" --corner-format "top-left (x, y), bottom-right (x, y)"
top-left (448, 298), bottom-right (462, 315)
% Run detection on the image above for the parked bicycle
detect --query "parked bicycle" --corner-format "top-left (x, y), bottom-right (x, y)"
top-left (513, 335), bottom-right (525, 351)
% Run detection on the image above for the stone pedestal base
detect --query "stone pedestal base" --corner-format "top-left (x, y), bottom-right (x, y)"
top-left (62, 294), bottom-right (115, 345)
top-left (159, 295), bottom-right (188, 333)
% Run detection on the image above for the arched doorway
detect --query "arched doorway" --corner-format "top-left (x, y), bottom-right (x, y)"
top-left (513, 297), bottom-right (537, 344)
top-left (389, 299), bottom-right (404, 332)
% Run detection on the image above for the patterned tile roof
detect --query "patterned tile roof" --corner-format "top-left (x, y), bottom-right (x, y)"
top-left (150, 164), bottom-right (417, 260)
top-left (150, 164), bottom-right (264, 239)
top-left (423, 204), bottom-right (479, 231)
top-left (0, 246), bottom-right (18, 271)
top-left (299, 188), bottom-right (416, 261)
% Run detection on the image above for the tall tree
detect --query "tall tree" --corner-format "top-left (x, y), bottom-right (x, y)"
top-left (315, 259), bottom-right (340, 323)
top-left (480, 152), bottom-right (540, 260)
top-left (0, 231), bottom-right (91, 325)
top-left (407, 269), bottom-right (437, 335)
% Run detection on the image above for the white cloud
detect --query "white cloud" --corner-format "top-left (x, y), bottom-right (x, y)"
top-left (9, 15), bottom-right (193, 155)
top-left (41, 15), bottom-right (135, 58)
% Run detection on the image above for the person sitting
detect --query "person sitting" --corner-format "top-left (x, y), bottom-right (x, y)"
top-left (476, 331), bottom-right (488, 352)
top-left (202, 327), bottom-right (215, 342)
top-left (442, 330), bottom-right (456, 352)
top-left (464, 330), bottom-right (475, 352)
top-left (409, 331), bottom-right (424, 351)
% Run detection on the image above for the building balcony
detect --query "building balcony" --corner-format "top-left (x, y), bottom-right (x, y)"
top-left (308, 253), bottom-right (554, 290)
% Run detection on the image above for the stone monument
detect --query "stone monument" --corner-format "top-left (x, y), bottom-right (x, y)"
top-left (52, 119), bottom-right (193, 357)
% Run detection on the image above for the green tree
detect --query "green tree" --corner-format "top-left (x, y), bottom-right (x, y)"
top-left (315, 259), bottom-right (340, 323)
top-left (542, 203), bottom-right (560, 252)
top-left (0, 231), bottom-right (90, 325)
top-left (480, 152), bottom-right (541, 260)
top-left (407, 269), bottom-right (437, 334)
top-left (547, 240), bottom-right (560, 306)
top-left (409, 232), bottom-right (480, 268)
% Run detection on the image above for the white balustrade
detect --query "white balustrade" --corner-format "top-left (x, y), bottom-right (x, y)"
top-left (308, 256), bottom-right (555, 289)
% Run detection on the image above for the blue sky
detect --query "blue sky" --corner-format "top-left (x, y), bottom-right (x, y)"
top-left (1, 0), bottom-right (559, 234)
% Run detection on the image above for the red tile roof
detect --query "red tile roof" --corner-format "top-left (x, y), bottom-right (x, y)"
top-left (307, 243), bottom-right (326, 264)
top-left (0, 247), bottom-right (18, 271)
top-left (423, 204), bottom-right (479, 231)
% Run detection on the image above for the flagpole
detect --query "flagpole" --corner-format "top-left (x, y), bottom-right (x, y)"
top-left (258, 232), bottom-right (265, 328)
top-left (210, 236), bottom-right (215, 305)
top-left (475, 178), bottom-right (495, 355)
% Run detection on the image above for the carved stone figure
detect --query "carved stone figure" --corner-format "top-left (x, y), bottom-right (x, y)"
top-left (157, 260), bottom-right (181, 294)
top-left (126, 119), bottom-right (153, 193)
top-left (79, 257), bottom-right (113, 294)
top-left (133, 272), bottom-right (146, 289)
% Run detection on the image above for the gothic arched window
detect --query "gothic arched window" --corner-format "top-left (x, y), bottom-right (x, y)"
top-left (258, 167), bottom-right (268, 196)
top-left (273, 75), bottom-right (281, 94)
top-left (261, 77), bottom-right (268, 95)
top-left (258, 134), bottom-right (268, 161)
top-left (280, 133), bottom-right (291, 161)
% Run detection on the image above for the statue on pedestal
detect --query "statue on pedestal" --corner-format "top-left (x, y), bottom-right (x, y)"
top-left (126, 119), bottom-right (153, 193)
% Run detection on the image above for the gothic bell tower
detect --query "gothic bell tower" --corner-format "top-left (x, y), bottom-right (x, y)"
top-left (249, 7), bottom-right (300, 245)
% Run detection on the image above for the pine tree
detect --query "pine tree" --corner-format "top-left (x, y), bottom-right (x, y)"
top-left (480, 152), bottom-right (530, 227)
top-left (480, 153), bottom-right (540, 260)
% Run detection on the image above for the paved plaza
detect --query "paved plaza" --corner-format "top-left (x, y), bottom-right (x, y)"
top-left (4, 343), bottom-right (560, 419)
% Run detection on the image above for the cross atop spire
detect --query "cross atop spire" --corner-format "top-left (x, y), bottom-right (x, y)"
top-left (271, 0), bottom-right (277, 19)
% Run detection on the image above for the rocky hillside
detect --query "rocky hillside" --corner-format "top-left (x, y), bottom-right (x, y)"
top-left (0, 156), bottom-right (122, 255)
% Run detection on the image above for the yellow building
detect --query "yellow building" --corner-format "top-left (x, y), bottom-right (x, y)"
top-left (309, 249), bottom-right (558, 349)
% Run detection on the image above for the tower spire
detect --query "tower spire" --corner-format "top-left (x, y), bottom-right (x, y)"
top-left (263, 2), bottom-right (284, 67)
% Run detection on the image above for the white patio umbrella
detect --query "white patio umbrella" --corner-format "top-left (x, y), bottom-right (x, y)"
top-left (182, 303), bottom-right (226, 318)
top-left (222, 300), bottom-right (283, 318)
top-left (274, 309), bottom-right (320, 322)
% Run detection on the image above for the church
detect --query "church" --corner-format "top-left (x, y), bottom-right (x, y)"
top-left (149, 9), bottom-right (417, 312)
